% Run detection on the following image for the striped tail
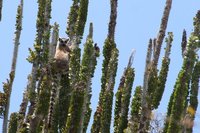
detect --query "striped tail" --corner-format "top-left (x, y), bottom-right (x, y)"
top-left (47, 73), bottom-right (60, 129)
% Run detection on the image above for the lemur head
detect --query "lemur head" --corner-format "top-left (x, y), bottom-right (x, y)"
top-left (57, 37), bottom-right (71, 52)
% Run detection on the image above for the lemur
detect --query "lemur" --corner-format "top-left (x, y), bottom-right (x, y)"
top-left (47, 37), bottom-right (71, 129)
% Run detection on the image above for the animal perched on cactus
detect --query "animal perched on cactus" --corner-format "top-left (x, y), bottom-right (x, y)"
top-left (47, 37), bottom-right (71, 129)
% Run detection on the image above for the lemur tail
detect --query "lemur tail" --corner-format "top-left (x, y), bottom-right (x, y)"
top-left (47, 74), bottom-right (60, 129)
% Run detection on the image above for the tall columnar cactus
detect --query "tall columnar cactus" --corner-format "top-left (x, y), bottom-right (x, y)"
top-left (163, 89), bottom-right (174, 133)
top-left (185, 61), bottom-right (200, 133)
top-left (125, 86), bottom-right (142, 133)
top-left (68, 0), bottom-right (88, 91)
top-left (91, 0), bottom-right (118, 132)
top-left (16, 89), bottom-right (29, 132)
top-left (8, 113), bottom-right (19, 133)
top-left (75, 0), bottom-right (88, 42)
top-left (65, 23), bottom-right (98, 133)
top-left (78, 23), bottom-right (99, 133)
top-left (139, 0), bottom-right (172, 132)
top-left (28, 73), bottom-right (51, 132)
top-left (28, 1), bottom-right (53, 131)
top-left (42, 0), bottom-right (52, 64)
top-left (2, 1), bottom-right (23, 132)
top-left (64, 0), bottom-right (89, 132)
top-left (100, 47), bottom-right (118, 133)
top-left (114, 51), bottom-right (135, 133)
top-left (162, 32), bottom-right (184, 133)
top-left (25, 0), bottom-right (47, 122)
top-left (165, 37), bottom-right (197, 133)
top-left (152, 32), bottom-right (173, 109)
top-left (66, 0), bottom-right (80, 39)
top-left (153, 0), bottom-right (172, 67)
top-left (164, 10), bottom-right (200, 133)
top-left (2, 1), bottom-right (200, 133)
top-left (25, 1), bottom-right (53, 129)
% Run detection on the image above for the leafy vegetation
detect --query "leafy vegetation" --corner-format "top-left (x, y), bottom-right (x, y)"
top-left (0, 0), bottom-right (200, 133)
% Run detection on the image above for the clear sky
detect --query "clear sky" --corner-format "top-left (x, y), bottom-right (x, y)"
top-left (0, 0), bottom-right (200, 132)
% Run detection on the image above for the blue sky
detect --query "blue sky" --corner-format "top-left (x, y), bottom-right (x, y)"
top-left (0, 0), bottom-right (200, 132)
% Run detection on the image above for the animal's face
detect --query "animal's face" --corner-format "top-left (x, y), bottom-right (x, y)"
top-left (58, 37), bottom-right (71, 52)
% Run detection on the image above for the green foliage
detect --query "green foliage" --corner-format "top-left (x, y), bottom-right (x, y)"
top-left (189, 61), bottom-right (200, 112)
top-left (4, 1), bottom-right (200, 133)
top-left (100, 48), bottom-right (118, 133)
top-left (75, 0), bottom-right (88, 40)
top-left (15, 3), bottom-right (23, 31)
top-left (66, 0), bottom-right (80, 37)
top-left (185, 61), bottom-right (200, 132)
top-left (80, 39), bottom-right (95, 81)
top-left (91, 40), bottom-right (118, 133)
top-left (27, 48), bottom-right (37, 63)
top-left (163, 90), bottom-right (174, 133)
top-left (57, 74), bottom-right (71, 131)
top-left (65, 82), bottom-right (85, 132)
top-left (64, 1), bottom-right (90, 130)
top-left (16, 122), bottom-right (28, 133)
top-left (125, 86), bottom-right (142, 132)
top-left (26, 0), bottom-right (49, 104)
top-left (152, 32), bottom-right (173, 109)
top-left (35, 76), bottom-right (51, 115)
top-left (165, 33), bottom-right (199, 133)
top-left (69, 47), bottom-right (81, 86)
top-left (66, 0), bottom-right (88, 44)
top-left (1, 71), bottom-right (15, 119)
top-left (65, 25), bottom-right (99, 132)
top-left (0, 92), bottom-right (6, 116)
top-left (79, 38), bottom-right (98, 132)
top-left (147, 67), bottom-right (158, 108)
top-left (152, 58), bottom-right (170, 109)
top-left (101, 38), bottom-right (116, 98)
top-left (193, 10), bottom-right (200, 36)
top-left (8, 113), bottom-right (18, 133)
top-left (114, 67), bottom-right (135, 133)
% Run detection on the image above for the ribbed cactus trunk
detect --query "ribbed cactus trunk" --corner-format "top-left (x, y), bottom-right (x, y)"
top-left (152, 32), bottom-right (173, 109)
top-left (2, 1), bottom-right (23, 132)
top-left (185, 61), bottom-right (200, 133)
top-left (114, 51), bottom-right (135, 133)
top-left (91, 0), bottom-right (118, 132)
top-left (139, 0), bottom-right (172, 132)
top-left (125, 86), bottom-right (142, 132)
top-left (25, 0), bottom-right (47, 123)
top-left (16, 90), bottom-right (28, 132)
top-left (8, 113), bottom-right (19, 133)
top-left (164, 10), bottom-right (200, 133)
top-left (64, 0), bottom-right (89, 132)
top-left (78, 23), bottom-right (99, 133)
top-left (24, 2), bottom-right (52, 131)
top-left (165, 36), bottom-right (197, 133)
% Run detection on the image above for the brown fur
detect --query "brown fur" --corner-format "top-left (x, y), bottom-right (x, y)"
top-left (53, 38), bottom-right (71, 71)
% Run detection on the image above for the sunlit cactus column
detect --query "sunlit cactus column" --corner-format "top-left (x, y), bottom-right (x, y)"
top-left (2, 0), bottom-right (23, 132)
top-left (139, 0), bottom-right (172, 132)
top-left (64, 0), bottom-right (89, 132)
top-left (114, 51), bottom-right (135, 133)
top-left (91, 0), bottom-right (119, 132)
top-left (164, 10), bottom-right (200, 133)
